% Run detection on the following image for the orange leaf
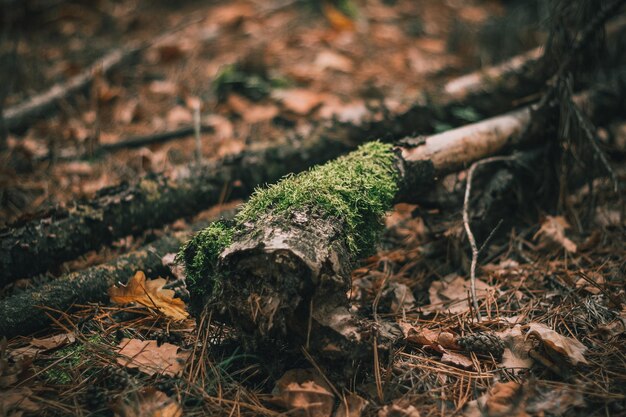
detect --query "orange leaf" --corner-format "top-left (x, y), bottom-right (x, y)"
top-left (109, 271), bottom-right (189, 321)
top-left (116, 338), bottom-right (189, 377)
top-left (322, 2), bottom-right (355, 32)
top-left (115, 387), bottom-right (182, 417)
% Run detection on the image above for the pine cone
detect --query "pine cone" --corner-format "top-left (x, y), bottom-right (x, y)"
top-left (457, 333), bottom-right (505, 359)
top-left (154, 376), bottom-right (179, 396)
top-left (102, 367), bottom-right (131, 389)
top-left (84, 385), bottom-right (109, 411)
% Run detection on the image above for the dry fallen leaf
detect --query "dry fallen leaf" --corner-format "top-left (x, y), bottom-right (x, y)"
top-left (31, 333), bottom-right (76, 350)
top-left (227, 93), bottom-right (279, 123)
top-left (272, 369), bottom-right (335, 417)
top-left (496, 325), bottom-right (534, 371)
top-left (116, 338), bottom-right (190, 377)
top-left (109, 271), bottom-right (189, 321)
top-left (315, 50), bottom-right (353, 72)
top-left (526, 323), bottom-right (588, 365)
top-left (322, 2), bottom-right (355, 32)
top-left (381, 282), bottom-right (415, 313)
top-left (424, 274), bottom-right (492, 314)
top-left (533, 216), bottom-right (577, 253)
top-left (398, 324), bottom-right (459, 350)
top-left (441, 351), bottom-right (474, 370)
top-left (483, 382), bottom-right (528, 417)
top-left (334, 393), bottom-right (368, 417)
top-left (9, 332), bottom-right (76, 361)
top-left (166, 106), bottom-right (193, 128)
top-left (115, 388), bottom-right (182, 417)
top-left (575, 272), bottom-right (605, 295)
top-left (273, 89), bottom-right (324, 116)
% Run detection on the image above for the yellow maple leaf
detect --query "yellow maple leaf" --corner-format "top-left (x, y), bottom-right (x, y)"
top-left (109, 271), bottom-right (189, 321)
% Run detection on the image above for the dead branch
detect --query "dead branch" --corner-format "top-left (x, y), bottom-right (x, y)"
top-left (2, 18), bottom-right (203, 132)
top-left (0, 233), bottom-right (183, 338)
top-left (40, 124), bottom-right (215, 162)
top-left (463, 157), bottom-right (512, 322)
top-left (2, 42), bottom-right (143, 132)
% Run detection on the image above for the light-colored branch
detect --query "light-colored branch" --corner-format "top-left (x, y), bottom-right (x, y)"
top-left (463, 157), bottom-right (513, 322)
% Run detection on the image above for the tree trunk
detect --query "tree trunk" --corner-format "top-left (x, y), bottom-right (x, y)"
top-left (182, 75), bottom-right (626, 356)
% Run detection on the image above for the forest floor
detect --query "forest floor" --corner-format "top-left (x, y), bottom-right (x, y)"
top-left (1, 0), bottom-right (625, 416)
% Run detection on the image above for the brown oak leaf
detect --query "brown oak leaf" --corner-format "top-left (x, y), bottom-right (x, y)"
top-left (109, 271), bottom-right (188, 321)
top-left (116, 338), bottom-right (190, 377)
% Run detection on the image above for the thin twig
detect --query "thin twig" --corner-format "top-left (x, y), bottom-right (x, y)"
top-left (463, 156), bottom-right (515, 322)
top-left (569, 99), bottom-right (620, 194)
top-left (193, 101), bottom-right (202, 164)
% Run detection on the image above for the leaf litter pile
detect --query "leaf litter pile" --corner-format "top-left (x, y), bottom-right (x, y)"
top-left (2, 0), bottom-right (626, 416)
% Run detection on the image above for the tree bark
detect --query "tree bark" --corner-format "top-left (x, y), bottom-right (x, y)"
top-left (0, 234), bottom-right (181, 338)
top-left (187, 75), bottom-right (626, 356)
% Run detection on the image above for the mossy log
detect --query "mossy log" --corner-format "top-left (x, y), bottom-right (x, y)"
top-left (0, 137), bottom-right (352, 285)
top-left (9, 33), bottom-right (626, 284)
top-left (181, 76), bottom-right (626, 356)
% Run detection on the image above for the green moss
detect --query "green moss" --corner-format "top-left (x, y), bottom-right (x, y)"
top-left (177, 221), bottom-right (234, 305)
top-left (213, 64), bottom-right (291, 102)
top-left (237, 141), bottom-right (398, 255)
top-left (43, 335), bottom-right (102, 384)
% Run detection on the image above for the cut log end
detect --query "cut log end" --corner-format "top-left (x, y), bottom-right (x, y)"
top-left (219, 211), bottom-right (353, 343)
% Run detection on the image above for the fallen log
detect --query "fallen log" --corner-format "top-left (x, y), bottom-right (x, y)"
top-left (0, 234), bottom-right (181, 338)
top-left (5, 23), bottom-right (626, 284)
top-left (0, 58), bottom-right (551, 284)
top-left (180, 75), bottom-right (626, 356)
top-left (2, 75), bottom-right (623, 339)
top-left (0, 136), bottom-right (352, 286)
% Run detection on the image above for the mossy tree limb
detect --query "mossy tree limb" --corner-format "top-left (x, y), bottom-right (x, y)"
top-left (182, 75), bottom-right (626, 355)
